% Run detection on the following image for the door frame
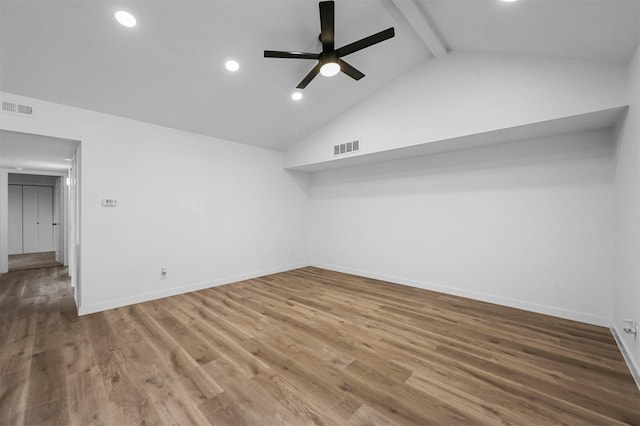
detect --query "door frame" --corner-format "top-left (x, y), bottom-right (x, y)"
top-left (1, 168), bottom-right (71, 271)
top-left (0, 127), bottom-right (81, 309)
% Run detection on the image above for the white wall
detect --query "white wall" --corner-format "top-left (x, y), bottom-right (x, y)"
top-left (309, 129), bottom-right (614, 326)
top-left (285, 52), bottom-right (628, 169)
top-left (8, 174), bottom-right (57, 186)
top-left (613, 42), bottom-right (640, 380)
top-left (0, 92), bottom-right (310, 314)
top-left (0, 170), bottom-right (7, 273)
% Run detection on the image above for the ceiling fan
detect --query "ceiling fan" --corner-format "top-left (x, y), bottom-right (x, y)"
top-left (264, 1), bottom-right (395, 89)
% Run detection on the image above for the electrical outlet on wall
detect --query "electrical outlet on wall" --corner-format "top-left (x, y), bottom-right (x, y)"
top-left (622, 319), bottom-right (637, 341)
top-left (161, 267), bottom-right (167, 279)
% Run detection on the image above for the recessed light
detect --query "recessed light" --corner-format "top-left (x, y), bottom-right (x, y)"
top-left (291, 92), bottom-right (303, 101)
top-left (15, 167), bottom-right (23, 171)
top-left (115, 11), bottom-right (136, 27)
top-left (320, 62), bottom-right (340, 77)
top-left (225, 60), bottom-right (240, 72)
top-left (501, 0), bottom-right (519, 2)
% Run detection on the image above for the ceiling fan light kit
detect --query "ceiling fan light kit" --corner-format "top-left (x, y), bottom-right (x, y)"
top-left (320, 63), bottom-right (340, 77)
top-left (264, 0), bottom-right (395, 89)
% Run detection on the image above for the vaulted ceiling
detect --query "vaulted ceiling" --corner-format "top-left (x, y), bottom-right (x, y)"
top-left (1, 0), bottom-right (638, 151)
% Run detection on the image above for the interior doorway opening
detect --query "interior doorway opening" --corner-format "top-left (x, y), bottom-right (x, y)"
top-left (0, 130), bottom-right (81, 307)
top-left (8, 173), bottom-right (64, 271)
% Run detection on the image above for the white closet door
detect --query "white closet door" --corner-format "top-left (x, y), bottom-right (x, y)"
top-left (22, 186), bottom-right (39, 253)
top-left (38, 186), bottom-right (54, 252)
top-left (8, 185), bottom-right (23, 254)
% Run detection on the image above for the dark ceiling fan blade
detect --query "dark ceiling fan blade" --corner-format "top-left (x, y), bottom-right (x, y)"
top-left (264, 50), bottom-right (320, 60)
top-left (336, 27), bottom-right (395, 57)
top-left (297, 62), bottom-right (322, 89)
top-left (319, 1), bottom-right (335, 52)
top-left (338, 59), bottom-right (365, 81)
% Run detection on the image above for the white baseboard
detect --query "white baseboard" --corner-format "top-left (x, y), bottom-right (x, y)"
top-left (310, 262), bottom-right (610, 327)
top-left (78, 260), bottom-right (610, 328)
top-left (77, 262), bottom-right (308, 315)
top-left (611, 325), bottom-right (640, 390)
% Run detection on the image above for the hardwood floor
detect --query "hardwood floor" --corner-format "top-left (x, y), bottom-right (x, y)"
top-left (8, 252), bottom-right (61, 272)
top-left (1, 266), bottom-right (638, 425)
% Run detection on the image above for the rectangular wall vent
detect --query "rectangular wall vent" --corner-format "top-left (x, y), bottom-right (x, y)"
top-left (333, 140), bottom-right (360, 156)
top-left (2, 101), bottom-right (33, 117)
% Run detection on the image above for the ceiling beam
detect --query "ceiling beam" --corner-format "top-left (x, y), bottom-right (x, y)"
top-left (390, 0), bottom-right (447, 58)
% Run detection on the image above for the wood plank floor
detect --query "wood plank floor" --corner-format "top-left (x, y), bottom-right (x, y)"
top-left (1, 266), bottom-right (638, 425)
top-left (8, 252), bottom-right (61, 272)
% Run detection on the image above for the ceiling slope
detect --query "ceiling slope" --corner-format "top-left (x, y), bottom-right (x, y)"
top-left (1, 0), bottom-right (638, 151)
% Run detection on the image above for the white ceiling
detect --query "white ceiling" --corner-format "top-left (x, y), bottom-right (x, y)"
top-left (422, 0), bottom-right (640, 62)
top-left (1, 0), bottom-right (638, 151)
top-left (0, 130), bottom-right (79, 172)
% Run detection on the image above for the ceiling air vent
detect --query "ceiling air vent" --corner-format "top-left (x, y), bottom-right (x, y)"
top-left (2, 101), bottom-right (33, 117)
top-left (333, 140), bottom-right (360, 156)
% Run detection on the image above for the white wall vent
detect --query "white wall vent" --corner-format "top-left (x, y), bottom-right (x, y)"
top-left (2, 101), bottom-right (33, 117)
top-left (333, 140), bottom-right (360, 156)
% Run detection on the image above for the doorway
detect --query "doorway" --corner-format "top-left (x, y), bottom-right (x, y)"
top-left (0, 130), bottom-right (80, 295)
top-left (8, 173), bottom-right (63, 271)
